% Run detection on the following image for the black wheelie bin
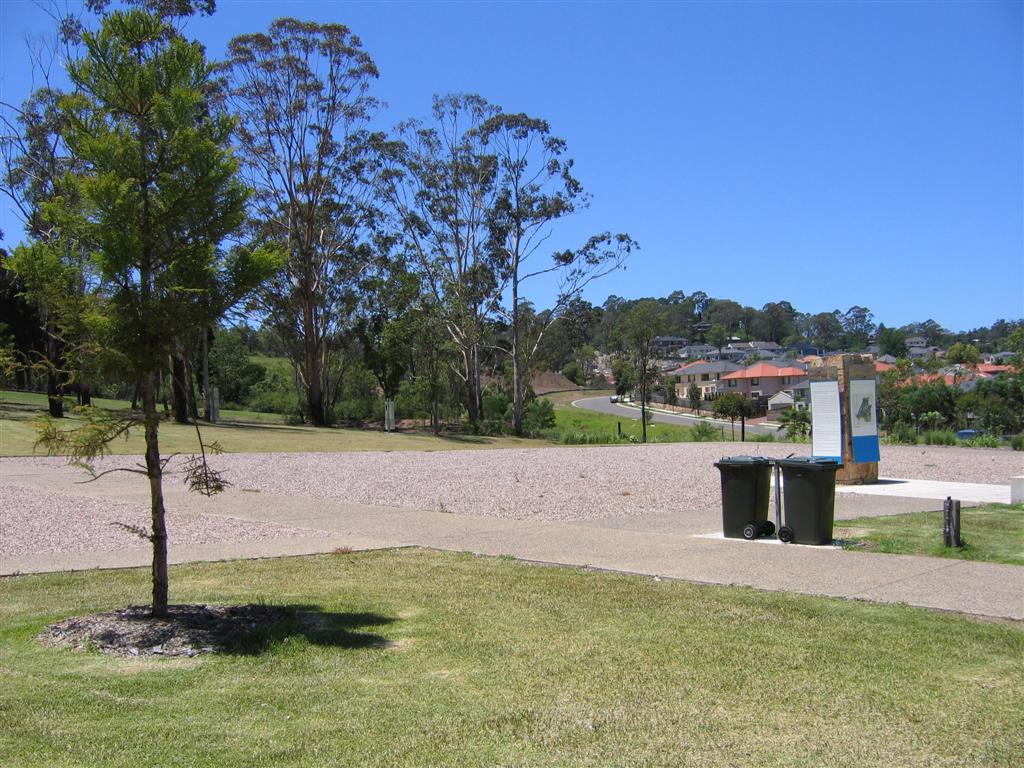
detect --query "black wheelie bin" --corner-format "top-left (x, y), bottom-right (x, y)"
top-left (775, 457), bottom-right (840, 545)
top-left (714, 456), bottom-right (774, 539)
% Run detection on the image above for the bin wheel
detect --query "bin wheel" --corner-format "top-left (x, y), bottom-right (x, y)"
top-left (778, 526), bottom-right (794, 543)
top-left (742, 524), bottom-right (757, 540)
top-left (763, 521), bottom-right (776, 537)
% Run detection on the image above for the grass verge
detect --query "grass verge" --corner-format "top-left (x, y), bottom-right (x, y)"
top-left (547, 403), bottom-right (725, 444)
top-left (835, 504), bottom-right (1024, 565)
top-left (1, 550), bottom-right (1021, 767)
top-left (0, 390), bottom-right (538, 457)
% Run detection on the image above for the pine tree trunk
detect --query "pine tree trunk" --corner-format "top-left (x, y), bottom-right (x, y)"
top-left (142, 374), bottom-right (169, 618)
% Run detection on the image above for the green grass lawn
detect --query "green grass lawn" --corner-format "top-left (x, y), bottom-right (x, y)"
top-left (1, 387), bottom-right (731, 456)
top-left (549, 403), bottom-right (722, 444)
top-left (0, 390), bottom-right (539, 456)
top-left (1, 550), bottom-right (1020, 767)
top-left (835, 504), bottom-right (1024, 565)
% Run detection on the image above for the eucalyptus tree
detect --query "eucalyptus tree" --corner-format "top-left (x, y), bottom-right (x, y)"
top-left (482, 113), bottom-right (635, 435)
top-left (38, 10), bottom-right (275, 617)
top-left (223, 18), bottom-right (380, 426)
top-left (618, 300), bottom-right (666, 443)
top-left (1, 81), bottom-right (101, 415)
top-left (376, 94), bottom-right (503, 424)
top-left (355, 249), bottom-right (424, 430)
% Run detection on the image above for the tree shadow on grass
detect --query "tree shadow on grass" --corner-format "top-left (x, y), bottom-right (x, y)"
top-left (41, 603), bottom-right (398, 658)
top-left (236, 605), bottom-right (398, 655)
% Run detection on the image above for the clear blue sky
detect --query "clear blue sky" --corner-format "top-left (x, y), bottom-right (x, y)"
top-left (2, 0), bottom-right (1021, 333)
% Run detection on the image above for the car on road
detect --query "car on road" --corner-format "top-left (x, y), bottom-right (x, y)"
top-left (609, 395), bottom-right (619, 403)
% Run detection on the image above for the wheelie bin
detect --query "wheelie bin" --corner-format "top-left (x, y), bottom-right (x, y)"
top-left (775, 457), bottom-right (839, 545)
top-left (713, 456), bottom-right (774, 539)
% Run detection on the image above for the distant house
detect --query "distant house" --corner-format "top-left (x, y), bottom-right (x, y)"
top-left (672, 359), bottom-right (742, 401)
top-left (652, 336), bottom-right (688, 358)
top-left (767, 390), bottom-right (808, 412)
top-left (905, 335), bottom-right (928, 349)
top-left (679, 343), bottom-right (719, 360)
top-left (978, 363), bottom-right (1013, 375)
top-left (985, 352), bottom-right (1015, 365)
top-left (908, 345), bottom-right (942, 359)
top-left (724, 340), bottom-right (782, 360)
top-left (716, 362), bottom-right (808, 402)
top-left (785, 343), bottom-right (823, 358)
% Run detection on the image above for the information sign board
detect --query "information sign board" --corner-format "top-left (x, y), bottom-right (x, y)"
top-left (810, 380), bottom-right (842, 462)
top-left (848, 378), bottom-right (880, 463)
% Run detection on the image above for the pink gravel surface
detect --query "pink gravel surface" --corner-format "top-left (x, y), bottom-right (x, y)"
top-left (0, 484), bottom-right (330, 557)
top-left (3, 442), bottom-right (1018, 527)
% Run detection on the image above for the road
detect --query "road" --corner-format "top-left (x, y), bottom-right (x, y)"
top-left (571, 396), bottom-right (780, 438)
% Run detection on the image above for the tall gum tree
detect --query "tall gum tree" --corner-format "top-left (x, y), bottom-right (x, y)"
top-left (376, 94), bottom-right (502, 425)
top-left (481, 113), bottom-right (635, 435)
top-left (40, 9), bottom-right (275, 617)
top-left (223, 18), bottom-right (380, 426)
top-left (617, 300), bottom-right (666, 443)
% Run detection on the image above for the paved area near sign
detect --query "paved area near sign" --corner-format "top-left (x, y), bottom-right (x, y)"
top-left (3, 457), bottom-right (1021, 621)
top-left (835, 478), bottom-right (1011, 504)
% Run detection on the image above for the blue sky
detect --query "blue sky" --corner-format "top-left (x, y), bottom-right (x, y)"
top-left (1, 0), bottom-right (1021, 333)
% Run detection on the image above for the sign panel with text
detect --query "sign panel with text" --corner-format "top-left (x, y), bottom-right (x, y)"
top-left (810, 380), bottom-right (842, 462)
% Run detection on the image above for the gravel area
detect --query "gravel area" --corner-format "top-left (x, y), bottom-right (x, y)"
top-left (0, 484), bottom-right (330, 557)
top-left (5, 443), bottom-right (1017, 529)
top-left (0, 440), bottom-right (1017, 563)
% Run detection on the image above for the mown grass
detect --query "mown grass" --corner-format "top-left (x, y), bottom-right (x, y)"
top-left (0, 390), bottom-right (538, 457)
top-left (548, 402), bottom-right (730, 444)
top-left (1, 388), bottom-right (727, 456)
top-left (0, 550), bottom-right (1021, 767)
top-left (836, 504), bottom-right (1024, 565)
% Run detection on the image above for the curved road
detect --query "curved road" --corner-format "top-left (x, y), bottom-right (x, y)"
top-left (571, 396), bottom-right (781, 438)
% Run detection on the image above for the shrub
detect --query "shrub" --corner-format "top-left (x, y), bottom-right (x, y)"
top-left (246, 370), bottom-right (300, 415)
top-left (559, 431), bottom-right (625, 445)
top-left (922, 430), bottom-right (957, 446)
top-left (1011, 434), bottom-right (1024, 451)
top-left (522, 398), bottom-right (556, 434)
top-left (689, 421), bottom-right (719, 442)
top-left (746, 433), bottom-right (775, 443)
top-left (883, 422), bottom-right (917, 445)
top-left (964, 435), bottom-right (1001, 449)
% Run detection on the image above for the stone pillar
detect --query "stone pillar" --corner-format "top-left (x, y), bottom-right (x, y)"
top-left (809, 354), bottom-right (879, 485)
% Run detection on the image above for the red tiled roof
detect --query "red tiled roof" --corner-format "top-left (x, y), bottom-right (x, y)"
top-left (721, 363), bottom-right (806, 381)
top-left (874, 361), bottom-right (896, 373)
top-left (978, 364), bottom-right (1012, 375)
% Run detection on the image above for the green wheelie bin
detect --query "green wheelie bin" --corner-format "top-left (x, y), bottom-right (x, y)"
top-left (775, 457), bottom-right (840, 545)
top-left (714, 456), bottom-right (774, 539)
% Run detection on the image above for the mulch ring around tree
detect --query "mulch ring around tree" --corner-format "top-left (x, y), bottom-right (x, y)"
top-left (39, 604), bottom-right (293, 658)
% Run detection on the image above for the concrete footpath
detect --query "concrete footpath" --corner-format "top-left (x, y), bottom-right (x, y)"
top-left (3, 483), bottom-right (1021, 622)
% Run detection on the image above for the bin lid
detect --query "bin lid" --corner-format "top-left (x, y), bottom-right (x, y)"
top-left (775, 457), bottom-right (839, 470)
top-left (714, 455), bottom-right (771, 466)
